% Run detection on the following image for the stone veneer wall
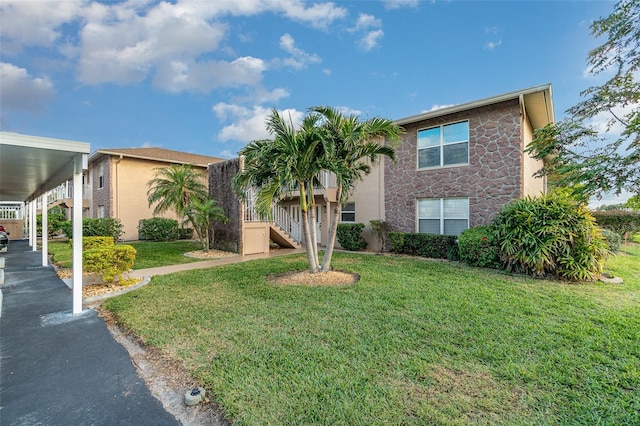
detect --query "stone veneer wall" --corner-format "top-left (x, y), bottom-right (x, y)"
top-left (385, 98), bottom-right (523, 233)
top-left (91, 157), bottom-right (111, 218)
top-left (209, 158), bottom-right (242, 253)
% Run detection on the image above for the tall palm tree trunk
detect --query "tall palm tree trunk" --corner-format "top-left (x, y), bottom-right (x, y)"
top-left (321, 184), bottom-right (342, 272)
top-left (299, 183), bottom-right (319, 273)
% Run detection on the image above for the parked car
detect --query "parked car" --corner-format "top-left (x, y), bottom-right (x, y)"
top-left (0, 231), bottom-right (8, 250)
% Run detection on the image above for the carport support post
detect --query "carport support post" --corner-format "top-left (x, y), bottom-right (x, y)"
top-left (72, 154), bottom-right (87, 314)
top-left (41, 193), bottom-right (48, 266)
top-left (30, 199), bottom-right (37, 251)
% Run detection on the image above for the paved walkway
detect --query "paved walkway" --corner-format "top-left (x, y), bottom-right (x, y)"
top-left (0, 240), bottom-right (180, 425)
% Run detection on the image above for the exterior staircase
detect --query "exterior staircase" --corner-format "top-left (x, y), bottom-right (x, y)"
top-left (244, 188), bottom-right (301, 249)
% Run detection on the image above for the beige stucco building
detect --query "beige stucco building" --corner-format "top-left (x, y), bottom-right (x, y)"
top-left (87, 148), bottom-right (223, 240)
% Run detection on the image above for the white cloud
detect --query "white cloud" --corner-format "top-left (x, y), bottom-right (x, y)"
top-left (213, 103), bottom-right (304, 143)
top-left (352, 14), bottom-right (382, 32)
top-left (152, 56), bottom-right (267, 93)
top-left (0, 0), bottom-right (84, 50)
top-left (421, 104), bottom-right (456, 113)
top-left (588, 103), bottom-right (638, 136)
top-left (276, 33), bottom-right (321, 70)
top-left (335, 106), bottom-right (362, 116)
top-left (485, 40), bottom-right (502, 50)
top-left (322, 69), bottom-right (332, 76)
top-left (359, 30), bottom-right (384, 51)
top-left (217, 149), bottom-right (237, 159)
top-left (383, 0), bottom-right (420, 9)
top-left (0, 62), bottom-right (55, 112)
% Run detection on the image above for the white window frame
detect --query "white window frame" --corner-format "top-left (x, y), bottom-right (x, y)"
top-left (417, 120), bottom-right (469, 169)
top-left (341, 202), bottom-right (356, 223)
top-left (98, 163), bottom-right (104, 189)
top-left (416, 197), bottom-right (469, 236)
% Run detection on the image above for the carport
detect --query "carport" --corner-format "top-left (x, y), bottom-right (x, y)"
top-left (0, 132), bottom-right (89, 314)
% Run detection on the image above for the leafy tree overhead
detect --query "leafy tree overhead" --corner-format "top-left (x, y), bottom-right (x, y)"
top-left (527, 0), bottom-right (640, 198)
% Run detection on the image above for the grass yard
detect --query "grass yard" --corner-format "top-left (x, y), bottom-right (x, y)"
top-left (47, 240), bottom-right (208, 269)
top-left (104, 244), bottom-right (640, 425)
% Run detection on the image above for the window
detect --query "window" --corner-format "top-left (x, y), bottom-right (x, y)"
top-left (417, 198), bottom-right (469, 236)
top-left (418, 121), bottom-right (469, 169)
top-left (98, 163), bottom-right (104, 189)
top-left (341, 202), bottom-right (356, 222)
top-left (98, 205), bottom-right (105, 218)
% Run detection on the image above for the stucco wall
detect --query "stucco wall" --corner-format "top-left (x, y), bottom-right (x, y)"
top-left (344, 161), bottom-right (385, 251)
top-left (385, 99), bottom-right (524, 233)
top-left (208, 158), bottom-right (242, 253)
top-left (521, 114), bottom-right (546, 197)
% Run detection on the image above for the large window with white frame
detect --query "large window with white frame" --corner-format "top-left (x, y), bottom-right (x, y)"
top-left (417, 198), bottom-right (469, 236)
top-left (98, 163), bottom-right (104, 189)
top-left (417, 121), bottom-right (469, 169)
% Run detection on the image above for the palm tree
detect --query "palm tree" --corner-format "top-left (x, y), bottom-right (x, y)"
top-left (147, 163), bottom-right (210, 246)
top-left (310, 106), bottom-right (403, 272)
top-left (232, 109), bottom-right (326, 273)
top-left (188, 197), bottom-right (228, 252)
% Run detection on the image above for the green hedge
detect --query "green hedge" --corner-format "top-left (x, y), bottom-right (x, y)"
top-left (84, 245), bottom-right (137, 283)
top-left (138, 218), bottom-right (180, 241)
top-left (336, 223), bottom-right (367, 251)
top-left (69, 236), bottom-right (114, 250)
top-left (458, 226), bottom-right (500, 268)
top-left (178, 227), bottom-right (194, 240)
top-left (60, 218), bottom-right (123, 241)
top-left (592, 210), bottom-right (640, 237)
top-left (387, 232), bottom-right (458, 260)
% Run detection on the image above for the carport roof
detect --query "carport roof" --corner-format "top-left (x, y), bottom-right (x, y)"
top-left (0, 132), bottom-right (90, 202)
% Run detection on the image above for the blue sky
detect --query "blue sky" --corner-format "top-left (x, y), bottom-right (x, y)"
top-left (0, 0), bottom-right (616, 164)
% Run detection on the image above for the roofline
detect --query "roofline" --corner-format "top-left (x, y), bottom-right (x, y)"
top-left (394, 83), bottom-right (553, 126)
top-left (88, 149), bottom-right (220, 167)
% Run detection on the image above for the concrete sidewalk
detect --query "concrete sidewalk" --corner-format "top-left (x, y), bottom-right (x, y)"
top-left (0, 240), bottom-right (179, 425)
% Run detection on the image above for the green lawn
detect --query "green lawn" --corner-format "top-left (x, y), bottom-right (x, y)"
top-left (104, 245), bottom-right (640, 425)
top-left (47, 240), bottom-right (208, 269)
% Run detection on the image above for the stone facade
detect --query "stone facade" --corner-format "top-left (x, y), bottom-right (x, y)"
top-left (385, 98), bottom-right (524, 233)
top-left (208, 158), bottom-right (242, 253)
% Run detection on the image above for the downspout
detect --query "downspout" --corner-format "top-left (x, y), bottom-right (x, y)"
top-left (113, 155), bottom-right (123, 232)
top-left (519, 94), bottom-right (526, 197)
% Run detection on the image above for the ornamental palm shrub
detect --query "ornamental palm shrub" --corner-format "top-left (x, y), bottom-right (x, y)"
top-left (493, 193), bottom-right (608, 281)
top-left (458, 225), bottom-right (500, 268)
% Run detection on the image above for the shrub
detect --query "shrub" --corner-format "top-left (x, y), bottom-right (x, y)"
top-left (369, 220), bottom-right (392, 252)
top-left (493, 193), bottom-right (609, 281)
top-left (458, 226), bottom-right (500, 268)
top-left (336, 223), bottom-right (367, 251)
top-left (138, 218), bottom-right (180, 241)
top-left (389, 232), bottom-right (405, 254)
top-left (37, 207), bottom-right (68, 238)
top-left (84, 245), bottom-right (137, 283)
top-left (592, 210), bottom-right (640, 237)
top-left (178, 227), bottom-right (194, 240)
top-left (600, 228), bottom-right (622, 253)
top-left (69, 236), bottom-right (114, 250)
top-left (60, 218), bottom-right (123, 240)
top-left (403, 233), bottom-right (458, 260)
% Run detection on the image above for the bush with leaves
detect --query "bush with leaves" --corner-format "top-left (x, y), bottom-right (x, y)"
top-left (37, 207), bottom-right (68, 238)
top-left (60, 218), bottom-right (124, 240)
top-left (600, 228), bottom-right (622, 253)
top-left (138, 218), bottom-right (180, 241)
top-left (336, 223), bottom-right (367, 251)
top-left (458, 226), bottom-right (500, 268)
top-left (592, 210), bottom-right (640, 238)
top-left (369, 220), bottom-right (392, 252)
top-left (69, 236), bottom-right (114, 250)
top-left (389, 232), bottom-right (405, 254)
top-left (493, 193), bottom-right (609, 281)
top-left (84, 244), bottom-right (136, 283)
